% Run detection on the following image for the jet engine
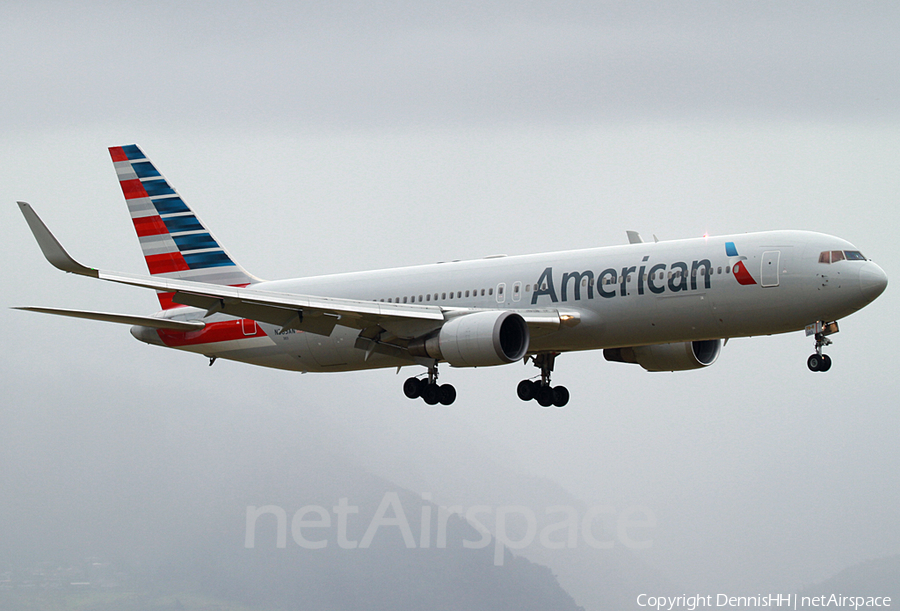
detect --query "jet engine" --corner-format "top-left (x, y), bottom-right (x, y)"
top-left (408, 311), bottom-right (529, 367)
top-left (603, 339), bottom-right (722, 372)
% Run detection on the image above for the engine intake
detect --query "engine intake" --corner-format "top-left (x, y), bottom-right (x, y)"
top-left (604, 339), bottom-right (722, 372)
top-left (409, 311), bottom-right (529, 367)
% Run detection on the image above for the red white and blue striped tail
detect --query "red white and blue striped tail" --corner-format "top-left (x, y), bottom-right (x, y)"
top-left (109, 144), bottom-right (260, 310)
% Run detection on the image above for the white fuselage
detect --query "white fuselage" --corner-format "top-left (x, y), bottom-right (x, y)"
top-left (150, 230), bottom-right (886, 373)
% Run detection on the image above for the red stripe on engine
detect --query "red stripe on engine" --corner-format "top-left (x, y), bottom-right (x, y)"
top-left (132, 215), bottom-right (169, 237)
top-left (145, 252), bottom-right (190, 275)
top-left (157, 319), bottom-right (267, 347)
top-left (109, 147), bottom-right (129, 162)
top-left (119, 179), bottom-right (148, 199)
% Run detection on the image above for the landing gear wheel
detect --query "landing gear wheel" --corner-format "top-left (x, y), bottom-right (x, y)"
top-left (438, 384), bottom-right (457, 406)
top-left (403, 377), bottom-right (423, 399)
top-left (807, 353), bottom-right (833, 372)
top-left (536, 385), bottom-right (555, 408)
top-left (807, 354), bottom-right (821, 372)
top-left (421, 383), bottom-right (440, 405)
top-left (517, 380), bottom-right (537, 401)
top-left (552, 386), bottom-right (569, 408)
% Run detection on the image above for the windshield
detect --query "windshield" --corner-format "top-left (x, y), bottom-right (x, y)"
top-left (818, 250), bottom-right (866, 263)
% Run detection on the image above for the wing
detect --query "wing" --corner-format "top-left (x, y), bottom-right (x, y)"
top-left (17, 202), bottom-right (577, 344)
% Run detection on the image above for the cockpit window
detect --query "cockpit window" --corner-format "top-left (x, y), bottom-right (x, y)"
top-left (819, 250), bottom-right (866, 263)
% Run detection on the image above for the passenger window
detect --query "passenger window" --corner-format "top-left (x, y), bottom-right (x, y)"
top-left (488, 288), bottom-right (493, 296)
top-left (442, 293), bottom-right (446, 300)
top-left (725, 266), bottom-right (731, 274)
top-left (403, 297), bottom-right (408, 303)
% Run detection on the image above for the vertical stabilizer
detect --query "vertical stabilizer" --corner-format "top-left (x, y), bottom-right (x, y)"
top-left (109, 145), bottom-right (261, 309)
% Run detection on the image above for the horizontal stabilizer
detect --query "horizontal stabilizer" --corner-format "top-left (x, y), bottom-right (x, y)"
top-left (13, 306), bottom-right (205, 331)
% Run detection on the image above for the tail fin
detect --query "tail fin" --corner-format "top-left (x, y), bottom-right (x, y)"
top-left (109, 145), bottom-right (261, 310)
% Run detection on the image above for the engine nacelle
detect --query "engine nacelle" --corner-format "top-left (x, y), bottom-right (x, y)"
top-left (603, 339), bottom-right (722, 372)
top-left (408, 311), bottom-right (529, 367)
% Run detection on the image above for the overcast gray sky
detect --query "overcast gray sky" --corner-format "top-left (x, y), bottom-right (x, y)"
top-left (2, 0), bottom-right (899, 602)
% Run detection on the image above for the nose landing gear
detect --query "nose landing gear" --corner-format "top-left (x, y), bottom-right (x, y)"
top-left (518, 352), bottom-right (569, 408)
top-left (403, 362), bottom-right (456, 405)
top-left (806, 320), bottom-right (838, 372)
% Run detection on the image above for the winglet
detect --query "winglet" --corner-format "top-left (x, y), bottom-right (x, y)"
top-left (626, 230), bottom-right (644, 244)
top-left (17, 202), bottom-right (99, 277)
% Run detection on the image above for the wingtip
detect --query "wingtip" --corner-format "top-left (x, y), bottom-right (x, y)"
top-left (17, 202), bottom-right (99, 277)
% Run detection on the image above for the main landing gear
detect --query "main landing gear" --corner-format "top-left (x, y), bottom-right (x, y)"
top-left (806, 320), bottom-right (838, 372)
top-left (517, 352), bottom-right (569, 408)
top-left (403, 362), bottom-right (457, 405)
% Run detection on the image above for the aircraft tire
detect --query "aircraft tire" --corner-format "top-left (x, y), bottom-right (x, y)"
top-left (552, 386), bottom-right (569, 408)
top-left (807, 354), bottom-right (820, 371)
top-left (404, 377), bottom-right (423, 399)
top-left (536, 385), bottom-right (555, 408)
top-left (438, 384), bottom-right (457, 405)
top-left (422, 383), bottom-right (440, 405)
top-left (517, 380), bottom-right (536, 401)
top-left (807, 354), bottom-right (832, 372)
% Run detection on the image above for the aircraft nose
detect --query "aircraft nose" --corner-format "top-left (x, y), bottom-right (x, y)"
top-left (858, 262), bottom-right (888, 302)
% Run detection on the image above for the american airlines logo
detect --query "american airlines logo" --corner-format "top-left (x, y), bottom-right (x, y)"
top-left (532, 259), bottom-right (714, 304)
top-left (532, 243), bottom-right (756, 305)
top-left (725, 241), bottom-right (757, 285)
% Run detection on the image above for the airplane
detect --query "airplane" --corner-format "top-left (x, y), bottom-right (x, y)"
top-left (15, 145), bottom-right (888, 407)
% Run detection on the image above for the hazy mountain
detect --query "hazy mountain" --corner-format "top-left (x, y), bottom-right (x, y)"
top-left (798, 555), bottom-right (900, 600)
